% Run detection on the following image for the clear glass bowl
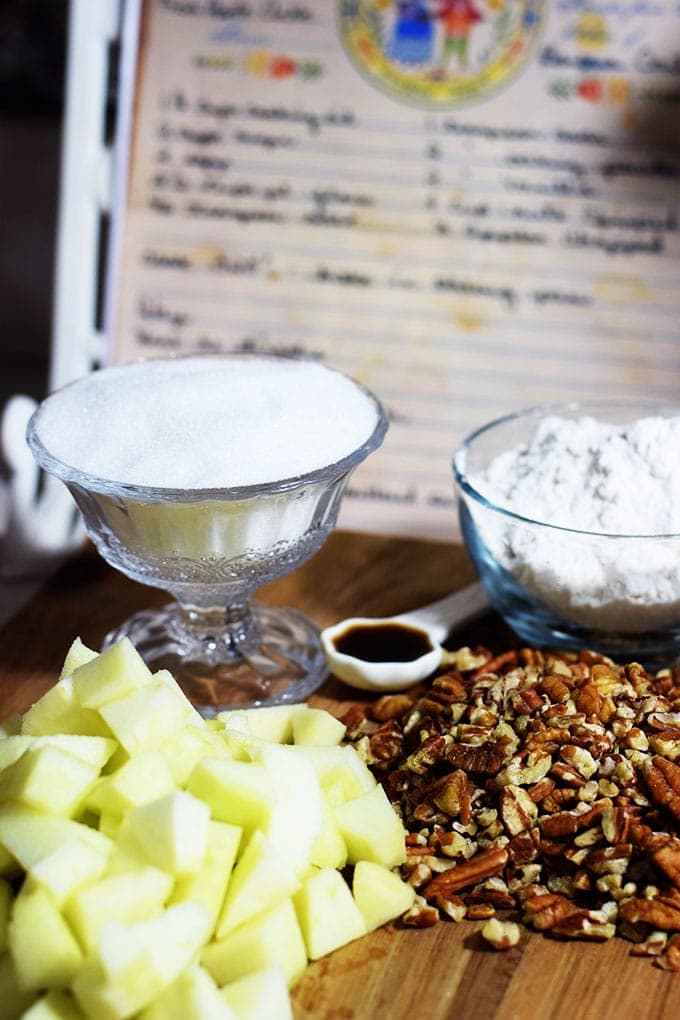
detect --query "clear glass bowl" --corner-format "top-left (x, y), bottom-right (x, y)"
top-left (27, 356), bottom-right (388, 712)
top-left (453, 402), bottom-right (680, 665)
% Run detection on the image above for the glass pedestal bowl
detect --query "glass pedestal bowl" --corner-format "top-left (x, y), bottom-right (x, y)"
top-left (26, 357), bottom-right (388, 713)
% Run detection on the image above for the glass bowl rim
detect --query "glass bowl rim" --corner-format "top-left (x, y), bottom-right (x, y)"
top-left (26, 354), bottom-right (389, 502)
top-left (452, 399), bottom-right (680, 541)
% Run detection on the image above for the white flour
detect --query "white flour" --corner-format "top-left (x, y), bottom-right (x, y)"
top-left (471, 414), bottom-right (680, 632)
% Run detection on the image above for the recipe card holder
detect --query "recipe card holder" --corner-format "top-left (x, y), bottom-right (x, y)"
top-left (0, 0), bottom-right (123, 576)
top-left (5, 0), bottom-right (680, 576)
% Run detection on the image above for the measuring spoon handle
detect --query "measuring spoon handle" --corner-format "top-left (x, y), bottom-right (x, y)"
top-left (395, 581), bottom-right (490, 643)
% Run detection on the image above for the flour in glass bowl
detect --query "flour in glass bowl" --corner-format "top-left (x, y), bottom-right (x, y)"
top-left (472, 414), bottom-right (680, 632)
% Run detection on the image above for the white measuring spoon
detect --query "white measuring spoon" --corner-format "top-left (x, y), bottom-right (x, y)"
top-left (320, 580), bottom-right (490, 692)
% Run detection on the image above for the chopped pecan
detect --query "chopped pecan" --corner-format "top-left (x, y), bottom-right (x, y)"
top-left (405, 733), bottom-right (452, 774)
top-left (576, 681), bottom-right (604, 718)
top-left (464, 880), bottom-right (514, 910)
top-left (550, 761), bottom-right (587, 788)
top-left (402, 895), bottom-right (439, 928)
top-left (523, 892), bottom-right (580, 931)
top-left (643, 756), bottom-right (680, 822)
top-left (435, 892), bottom-right (466, 922)
top-left (471, 649), bottom-right (519, 679)
top-left (549, 912), bottom-right (616, 941)
top-left (506, 827), bottom-right (540, 865)
top-left (511, 688), bottom-right (544, 716)
top-left (481, 917), bottom-right (521, 950)
top-left (339, 705), bottom-right (369, 739)
top-left (427, 770), bottom-right (472, 824)
top-left (447, 741), bottom-right (506, 775)
top-left (540, 800), bottom-right (608, 839)
top-left (541, 787), bottom-right (579, 814)
top-left (538, 674), bottom-right (571, 702)
top-left (466, 903), bottom-right (496, 920)
top-left (422, 847), bottom-right (508, 897)
top-left (649, 836), bottom-right (680, 889)
top-left (370, 692), bottom-right (419, 722)
top-left (601, 805), bottom-right (631, 845)
top-left (619, 898), bottom-right (680, 932)
top-left (499, 784), bottom-right (538, 836)
top-left (658, 933), bottom-right (680, 971)
top-left (527, 777), bottom-right (555, 803)
top-left (431, 672), bottom-right (469, 702)
top-left (405, 861), bottom-right (433, 889)
top-left (630, 931), bottom-right (668, 956)
top-left (584, 844), bottom-right (632, 876)
top-left (367, 720), bottom-right (404, 770)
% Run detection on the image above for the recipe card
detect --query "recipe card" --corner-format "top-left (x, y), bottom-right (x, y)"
top-left (107, 0), bottom-right (680, 540)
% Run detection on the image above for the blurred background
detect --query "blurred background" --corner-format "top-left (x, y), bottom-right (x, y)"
top-left (0, 0), bottom-right (68, 411)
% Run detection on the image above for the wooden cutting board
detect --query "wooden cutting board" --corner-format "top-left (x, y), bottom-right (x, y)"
top-left (0, 532), bottom-right (678, 1020)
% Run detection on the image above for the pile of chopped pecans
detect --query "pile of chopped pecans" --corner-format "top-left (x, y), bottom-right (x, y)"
top-left (342, 645), bottom-right (680, 969)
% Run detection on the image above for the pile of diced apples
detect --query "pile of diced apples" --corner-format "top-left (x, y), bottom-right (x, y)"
top-left (0, 637), bottom-right (415, 1019)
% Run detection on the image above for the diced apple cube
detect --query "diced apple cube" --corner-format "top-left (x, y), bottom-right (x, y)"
top-left (293, 745), bottom-right (376, 803)
top-left (309, 794), bottom-right (347, 870)
top-left (335, 783), bottom-right (406, 869)
top-left (0, 803), bottom-right (111, 870)
top-left (29, 836), bottom-right (111, 906)
top-left (221, 727), bottom-right (266, 763)
top-left (257, 744), bottom-right (323, 878)
top-left (138, 964), bottom-right (236, 1020)
top-left (20, 989), bottom-right (86, 1019)
top-left (59, 637), bottom-right (98, 679)
top-left (119, 790), bottom-right (210, 876)
top-left (73, 902), bottom-right (212, 1019)
top-left (22, 675), bottom-right (111, 738)
top-left (187, 759), bottom-right (273, 836)
top-left (202, 899), bottom-right (307, 988)
top-left (152, 669), bottom-right (205, 727)
top-left (0, 734), bottom-right (115, 775)
top-left (71, 934), bottom-right (159, 1020)
top-left (132, 902), bottom-right (213, 983)
top-left (72, 639), bottom-right (153, 710)
top-left (98, 680), bottom-right (196, 756)
top-left (8, 885), bottom-right (82, 990)
top-left (2, 738), bottom-right (115, 784)
top-left (170, 821), bottom-right (242, 931)
top-left (65, 865), bottom-right (174, 952)
top-left (293, 868), bottom-right (366, 960)
top-left (217, 705), bottom-right (308, 744)
top-left (0, 745), bottom-right (100, 817)
top-left (221, 966), bottom-right (292, 1020)
top-left (159, 726), bottom-right (230, 785)
top-left (38, 735), bottom-right (117, 768)
top-left (216, 830), bottom-right (300, 938)
top-left (86, 750), bottom-right (176, 815)
top-left (352, 860), bottom-right (415, 931)
top-left (292, 708), bottom-right (346, 746)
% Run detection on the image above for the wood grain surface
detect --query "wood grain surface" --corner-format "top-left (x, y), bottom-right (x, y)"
top-left (0, 532), bottom-right (678, 1020)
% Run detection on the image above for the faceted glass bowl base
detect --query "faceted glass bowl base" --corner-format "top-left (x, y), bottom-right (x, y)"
top-left (103, 601), bottom-right (328, 715)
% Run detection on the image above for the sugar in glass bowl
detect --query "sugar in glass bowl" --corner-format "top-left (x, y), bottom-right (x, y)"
top-left (27, 354), bottom-right (388, 712)
top-left (452, 402), bottom-right (680, 666)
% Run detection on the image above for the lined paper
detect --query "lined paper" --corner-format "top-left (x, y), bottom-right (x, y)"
top-left (109, 0), bottom-right (680, 540)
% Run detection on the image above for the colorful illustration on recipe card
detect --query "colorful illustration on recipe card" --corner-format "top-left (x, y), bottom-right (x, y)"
top-left (338, 0), bottom-right (546, 107)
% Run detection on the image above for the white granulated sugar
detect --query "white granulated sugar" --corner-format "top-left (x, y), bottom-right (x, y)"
top-left (34, 357), bottom-right (379, 488)
top-left (472, 414), bottom-right (680, 632)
